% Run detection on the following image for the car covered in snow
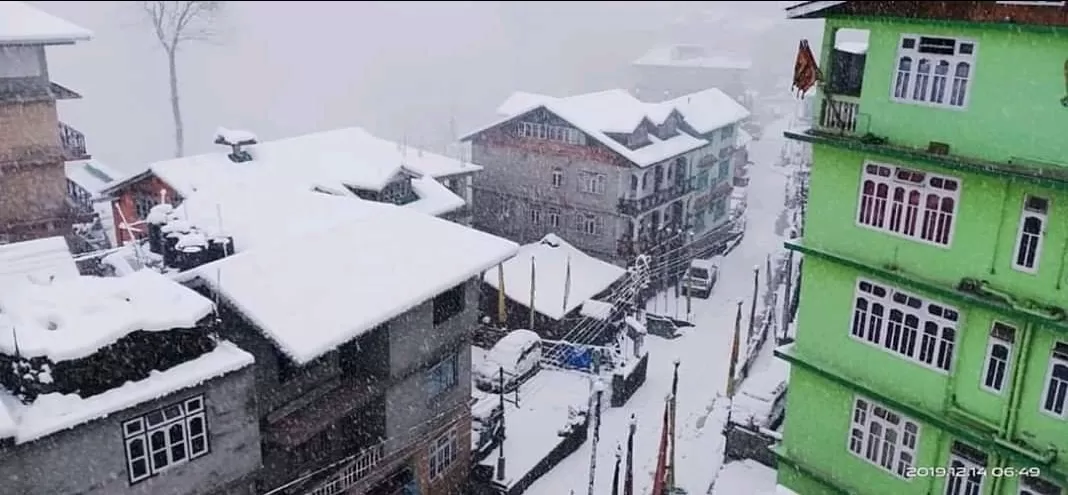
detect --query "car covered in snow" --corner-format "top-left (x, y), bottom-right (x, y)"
top-left (681, 257), bottom-right (719, 298)
top-left (473, 329), bottom-right (542, 393)
top-left (731, 358), bottom-right (789, 430)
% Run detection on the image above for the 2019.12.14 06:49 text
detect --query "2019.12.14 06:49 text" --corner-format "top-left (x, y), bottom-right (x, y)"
top-left (906, 466), bottom-right (1042, 478)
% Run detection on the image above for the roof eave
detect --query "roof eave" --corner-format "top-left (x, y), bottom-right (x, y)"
top-left (784, 0), bottom-right (847, 19)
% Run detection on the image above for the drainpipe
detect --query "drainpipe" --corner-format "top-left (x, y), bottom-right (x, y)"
top-left (1056, 213), bottom-right (1068, 291)
top-left (1002, 322), bottom-right (1034, 438)
top-left (988, 178), bottom-right (1013, 276)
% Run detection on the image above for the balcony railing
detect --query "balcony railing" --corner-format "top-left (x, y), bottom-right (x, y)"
top-left (59, 122), bottom-right (88, 160)
top-left (618, 179), bottom-right (695, 216)
top-left (307, 444), bottom-right (385, 495)
top-left (818, 95), bottom-right (861, 134)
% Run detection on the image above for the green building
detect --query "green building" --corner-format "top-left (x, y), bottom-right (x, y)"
top-left (776, 2), bottom-right (1068, 494)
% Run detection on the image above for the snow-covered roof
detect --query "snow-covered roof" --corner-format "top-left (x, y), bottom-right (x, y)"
top-left (785, 1), bottom-right (847, 19)
top-left (0, 237), bottom-right (78, 296)
top-left (471, 87), bottom-right (748, 168)
top-left (835, 40), bottom-right (869, 55)
top-left (0, 1), bottom-right (92, 44)
top-left (107, 127), bottom-right (473, 218)
top-left (736, 128), bottom-right (754, 148)
top-left (632, 45), bottom-right (752, 70)
top-left (65, 159), bottom-right (121, 196)
top-left (0, 269), bottom-right (215, 361)
top-left (579, 299), bottom-right (614, 321)
top-left (482, 234), bottom-right (626, 321)
top-left (182, 186), bottom-right (519, 364)
top-left (0, 340), bottom-right (252, 444)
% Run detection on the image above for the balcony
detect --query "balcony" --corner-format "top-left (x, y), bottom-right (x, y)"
top-left (818, 94), bottom-right (862, 134)
top-left (618, 179), bottom-right (695, 216)
top-left (59, 122), bottom-right (88, 160)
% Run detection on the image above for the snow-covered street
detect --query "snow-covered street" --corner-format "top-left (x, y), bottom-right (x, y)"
top-left (527, 114), bottom-right (797, 495)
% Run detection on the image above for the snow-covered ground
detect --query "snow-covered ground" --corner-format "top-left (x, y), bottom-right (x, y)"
top-left (527, 111), bottom-right (801, 495)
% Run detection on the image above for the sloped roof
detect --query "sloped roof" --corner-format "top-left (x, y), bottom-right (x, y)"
top-left (0, 1), bottom-right (92, 44)
top-left (0, 237), bottom-right (78, 296)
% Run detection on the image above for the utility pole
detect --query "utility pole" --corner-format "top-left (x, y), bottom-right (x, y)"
top-left (611, 444), bottom-right (622, 495)
top-left (624, 414), bottom-right (636, 495)
top-left (586, 379), bottom-right (606, 495)
top-left (780, 249), bottom-right (795, 345)
top-left (747, 265), bottom-right (760, 342)
top-left (496, 366), bottom-right (507, 482)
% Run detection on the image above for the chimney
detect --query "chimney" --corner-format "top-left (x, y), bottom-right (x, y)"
top-left (214, 127), bottom-right (258, 163)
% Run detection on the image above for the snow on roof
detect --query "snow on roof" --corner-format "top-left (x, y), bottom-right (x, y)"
top-left (0, 237), bottom-right (78, 296)
top-left (111, 127), bottom-right (472, 216)
top-left (785, 1), bottom-right (846, 19)
top-left (0, 1), bottom-right (92, 44)
top-left (482, 234), bottom-right (626, 321)
top-left (0, 340), bottom-right (252, 444)
top-left (472, 88), bottom-right (752, 168)
top-left (186, 187), bottom-right (519, 364)
top-left (579, 299), bottom-right (614, 321)
top-left (835, 40), bottom-right (869, 55)
top-left (662, 88), bottom-right (751, 135)
top-left (736, 128), bottom-right (754, 148)
top-left (690, 258), bottom-right (718, 270)
top-left (215, 127), bottom-right (258, 144)
top-left (65, 159), bottom-right (121, 196)
top-left (0, 269), bottom-right (215, 361)
top-left (625, 315), bottom-right (647, 334)
top-left (632, 45), bottom-right (752, 70)
top-left (712, 459), bottom-right (778, 495)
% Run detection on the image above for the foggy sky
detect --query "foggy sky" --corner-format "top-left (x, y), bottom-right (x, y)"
top-left (33, 1), bottom-right (817, 173)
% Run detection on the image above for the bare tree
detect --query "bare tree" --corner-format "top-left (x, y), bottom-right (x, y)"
top-left (142, 1), bottom-right (223, 158)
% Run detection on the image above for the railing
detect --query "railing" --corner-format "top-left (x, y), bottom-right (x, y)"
top-left (618, 179), bottom-right (694, 216)
top-left (306, 444), bottom-right (385, 495)
top-left (59, 122), bottom-right (88, 159)
top-left (819, 95), bottom-right (860, 134)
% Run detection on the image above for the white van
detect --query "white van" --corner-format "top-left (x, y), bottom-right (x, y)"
top-left (682, 258), bottom-right (719, 298)
top-left (473, 329), bottom-right (542, 393)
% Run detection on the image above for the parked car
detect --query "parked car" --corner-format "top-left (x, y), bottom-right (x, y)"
top-left (731, 358), bottom-right (790, 430)
top-left (681, 257), bottom-right (719, 298)
top-left (473, 329), bottom-right (542, 393)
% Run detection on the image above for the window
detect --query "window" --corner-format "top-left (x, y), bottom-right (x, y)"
top-left (629, 175), bottom-right (638, 193)
top-left (580, 214), bottom-right (602, 235)
top-left (848, 396), bottom-right (919, 478)
top-left (428, 428), bottom-right (458, 479)
top-left (851, 278), bottom-right (959, 372)
top-left (380, 179), bottom-right (416, 206)
top-left (433, 283), bottom-right (466, 325)
top-left (427, 352), bottom-right (458, 398)
top-left (893, 35), bottom-right (975, 109)
top-left (945, 441), bottom-right (988, 495)
top-left (530, 208), bottom-right (542, 225)
top-left (517, 122), bottom-right (584, 145)
top-left (548, 208), bottom-right (561, 229)
top-left (551, 168), bottom-right (564, 188)
top-left (579, 171), bottom-right (606, 195)
top-left (123, 396), bottom-right (209, 484)
top-left (697, 170), bottom-right (711, 189)
top-left (1041, 342), bottom-right (1068, 417)
top-left (134, 195), bottom-right (158, 220)
top-left (718, 160), bottom-right (731, 181)
top-left (1013, 195), bottom-right (1049, 273)
top-left (982, 322), bottom-right (1016, 394)
top-left (857, 162), bottom-right (960, 246)
top-left (1019, 475), bottom-right (1064, 495)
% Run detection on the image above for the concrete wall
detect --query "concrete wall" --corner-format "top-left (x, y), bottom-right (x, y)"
top-left (0, 366), bottom-right (261, 495)
top-left (0, 100), bottom-right (59, 156)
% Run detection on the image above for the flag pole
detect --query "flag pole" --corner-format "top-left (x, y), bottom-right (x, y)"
top-left (651, 395), bottom-right (671, 495)
top-left (624, 414), bottom-right (636, 495)
top-left (562, 255), bottom-right (573, 316)
top-left (529, 257), bottom-right (537, 331)
top-left (726, 300), bottom-right (744, 426)
top-left (667, 359), bottom-right (681, 490)
top-left (497, 263), bottom-right (507, 327)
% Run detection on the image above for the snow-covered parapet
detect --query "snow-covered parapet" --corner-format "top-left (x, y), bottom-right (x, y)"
top-left (160, 219), bottom-right (191, 235)
top-left (214, 127), bottom-right (258, 145)
top-left (176, 230), bottom-right (208, 250)
top-left (145, 203), bottom-right (174, 225)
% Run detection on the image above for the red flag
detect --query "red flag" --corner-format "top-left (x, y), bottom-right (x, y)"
top-left (792, 40), bottom-right (822, 98)
top-left (650, 399), bottom-right (671, 495)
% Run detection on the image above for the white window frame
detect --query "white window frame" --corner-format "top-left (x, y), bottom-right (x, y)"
top-left (529, 208), bottom-right (541, 225)
top-left (1012, 195), bottom-right (1049, 274)
top-left (981, 322), bottom-right (1016, 395)
top-left (428, 428), bottom-right (458, 480)
top-left (123, 395), bottom-right (209, 484)
top-left (944, 441), bottom-right (988, 495)
top-left (1040, 342), bottom-right (1068, 418)
top-left (581, 214), bottom-right (602, 235)
top-left (548, 208), bottom-right (561, 229)
top-left (427, 353), bottom-right (458, 399)
top-left (551, 168), bottom-right (564, 188)
top-left (1018, 475), bottom-right (1064, 495)
top-left (847, 396), bottom-right (920, 478)
top-left (517, 122), bottom-right (584, 145)
top-left (892, 34), bottom-right (977, 110)
top-left (851, 278), bottom-right (960, 373)
top-left (579, 171), bottom-right (606, 195)
top-left (856, 161), bottom-right (961, 248)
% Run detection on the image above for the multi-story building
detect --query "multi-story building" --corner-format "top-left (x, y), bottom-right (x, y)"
top-left (0, 2), bottom-right (93, 245)
top-left (0, 239), bottom-right (260, 495)
top-left (461, 88), bottom-right (749, 267)
top-left (143, 183), bottom-right (518, 495)
top-left (102, 126), bottom-right (479, 244)
top-left (776, 2), bottom-right (1068, 494)
top-left (631, 44), bottom-right (751, 105)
